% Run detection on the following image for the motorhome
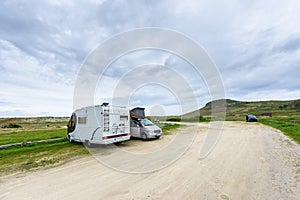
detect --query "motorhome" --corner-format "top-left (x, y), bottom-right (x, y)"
top-left (67, 103), bottom-right (130, 145)
top-left (130, 107), bottom-right (162, 141)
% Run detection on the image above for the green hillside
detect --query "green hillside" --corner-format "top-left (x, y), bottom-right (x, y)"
top-left (180, 99), bottom-right (300, 144)
top-left (184, 99), bottom-right (300, 121)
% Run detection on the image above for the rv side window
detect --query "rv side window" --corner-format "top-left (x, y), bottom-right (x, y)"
top-left (78, 116), bottom-right (87, 124)
top-left (120, 115), bottom-right (128, 121)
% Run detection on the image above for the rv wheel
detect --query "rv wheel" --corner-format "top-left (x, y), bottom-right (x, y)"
top-left (68, 135), bottom-right (73, 143)
top-left (141, 133), bottom-right (148, 141)
top-left (85, 140), bottom-right (92, 148)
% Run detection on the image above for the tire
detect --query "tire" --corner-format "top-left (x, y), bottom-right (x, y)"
top-left (68, 134), bottom-right (73, 143)
top-left (85, 140), bottom-right (92, 148)
top-left (156, 136), bottom-right (160, 139)
top-left (141, 133), bottom-right (148, 141)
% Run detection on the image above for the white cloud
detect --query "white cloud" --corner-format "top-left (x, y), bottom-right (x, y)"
top-left (91, 50), bottom-right (208, 115)
top-left (0, 40), bottom-right (74, 117)
top-left (0, 0), bottom-right (299, 116)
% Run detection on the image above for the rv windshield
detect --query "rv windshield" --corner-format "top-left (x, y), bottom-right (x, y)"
top-left (141, 119), bottom-right (154, 126)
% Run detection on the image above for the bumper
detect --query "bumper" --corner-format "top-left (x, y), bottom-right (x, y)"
top-left (101, 135), bottom-right (130, 144)
top-left (69, 134), bottom-right (130, 144)
top-left (148, 132), bottom-right (162, 138)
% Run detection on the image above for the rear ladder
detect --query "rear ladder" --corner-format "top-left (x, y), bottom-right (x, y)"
top-left (103, 105), bottom-right (110, 132)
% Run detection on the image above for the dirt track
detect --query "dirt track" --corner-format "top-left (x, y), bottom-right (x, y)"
top-left (0, 122), bottom-right (299, 199)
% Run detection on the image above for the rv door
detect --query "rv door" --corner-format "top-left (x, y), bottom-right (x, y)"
top-left (67, 113), bottom-right (76, 133)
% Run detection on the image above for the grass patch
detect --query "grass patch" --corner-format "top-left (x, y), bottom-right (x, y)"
top-left (0, 129), bottom-right (66, 145)
top-left (0, 140), bottom-right (88, 176)
top-left (0, 117), bottom-right (68, 134)
top-left (0, 118), bottom-right (85, 176)
top-left (157, 123), bottom-right (181, 134)
top-left (1, 123), bottom-right (22, 128)
top-left (164, 115), bottom-right (210, 122)
top-left (259, 117), bottom-right (300, 144)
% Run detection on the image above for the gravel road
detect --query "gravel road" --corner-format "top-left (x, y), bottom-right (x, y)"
top-left (0, 122), bottom-right (299, 199)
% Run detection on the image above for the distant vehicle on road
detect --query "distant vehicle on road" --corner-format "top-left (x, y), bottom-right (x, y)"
top-left (153, 119), bottom-right (160, 123)
top-left (246, 114), bottom-right (258, 122)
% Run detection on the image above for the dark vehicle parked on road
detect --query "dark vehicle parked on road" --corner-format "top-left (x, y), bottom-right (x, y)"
top-left (246, 114), bottom-right (258, 122)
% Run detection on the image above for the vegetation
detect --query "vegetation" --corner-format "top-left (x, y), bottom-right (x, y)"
top-left (158, 123), bottom-right (180, 133)
top-left (259, 117), bottom-right (300, 144)
top-left (183, 98), bottom-right (300, 143)
top-left (0, 141), bottom-right (88, 176)
top-left (0, 117), bottom-right (77, 176)
top-left (166, 117), bottom-right (181, 122)
top-left (182, 115), bottom-right (210, 122)
top-left (152, 115), bottom-right (210, 122)
top-left (0, 117), bottom-right (68, 134)
top-left (1, 123), bottom-right (22, 128)
top-left (0, 129), bottom-right (66, 145)
top-left (186, 99), bottom-right (300, 121)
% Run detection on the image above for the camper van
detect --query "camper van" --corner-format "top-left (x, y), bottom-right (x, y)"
top-left (67, 103), bottom-right (130, 145)
top-left (130, 107), bottom-right (162, 141)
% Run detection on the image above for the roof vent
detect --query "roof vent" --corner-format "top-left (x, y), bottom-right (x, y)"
top-left (101, 102), bottom-right (109, 107)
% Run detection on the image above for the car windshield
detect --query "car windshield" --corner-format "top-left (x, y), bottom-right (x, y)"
top-left (141, 119), bottom-right (154, 126)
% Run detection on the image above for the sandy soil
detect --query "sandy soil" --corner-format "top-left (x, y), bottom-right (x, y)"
top-left (0, 122), bottom-right (299, 200)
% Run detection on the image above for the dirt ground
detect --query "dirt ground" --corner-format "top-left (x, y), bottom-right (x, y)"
top-left (0, 122), bottom-right (299, 199)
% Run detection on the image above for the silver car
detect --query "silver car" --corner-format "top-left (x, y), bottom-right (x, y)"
top-left (130, 119), bottom-right (162, 141)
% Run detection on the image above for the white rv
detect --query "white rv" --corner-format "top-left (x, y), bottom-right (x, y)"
top-left (67, 103), bottom-right (130, 145)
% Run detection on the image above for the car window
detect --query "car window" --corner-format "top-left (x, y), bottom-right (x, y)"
top-left (141, 119), bottom-right (154, 126)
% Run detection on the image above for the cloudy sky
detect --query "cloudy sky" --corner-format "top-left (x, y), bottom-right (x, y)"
top-left (0, 0), bottom-right (299, 117)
